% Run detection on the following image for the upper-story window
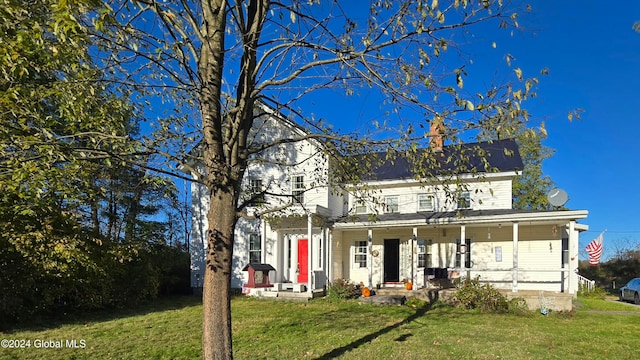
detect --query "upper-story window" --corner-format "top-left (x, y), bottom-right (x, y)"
top-left (385, 196), bottom-right (399, 213)
top-left (248, 178), bottom-right (264, 206)
top-left (457, 192), bottom-right (471, 210)
top-left (292, 175), bottom-right (304, 204)
top-left (417, 194), bottom-right (435, 212)
top-left (355, 200), bottom-right (367, 214)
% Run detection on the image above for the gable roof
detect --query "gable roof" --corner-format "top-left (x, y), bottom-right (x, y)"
top-left (366, 139), bottom-right (523, 181)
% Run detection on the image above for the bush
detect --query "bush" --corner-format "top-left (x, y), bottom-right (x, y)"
top-left (326, 279), bottom-right (361, 300)
top-left (451, 277), bottom-right (528, 314)
top-left (578, 283), bottom-right (607, 299)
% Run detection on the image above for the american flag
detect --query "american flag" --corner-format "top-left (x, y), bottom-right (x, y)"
top-left (585, 232), bottom-right (604, 266)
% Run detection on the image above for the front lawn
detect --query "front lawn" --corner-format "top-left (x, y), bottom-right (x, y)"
top-left (1, 295), bottom-right (639, 359)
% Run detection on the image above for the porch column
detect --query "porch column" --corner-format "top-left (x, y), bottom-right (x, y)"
top-left (368, 228), bottom-right (373, 289)
top-left (275, 229), bottom-right (282, 283)
top-left (460, 224), bottom-right (467, 277)
top-left (290, 233), bottom-right (298, 282)
top-left (261, 218), bottom-right (267, 264)
top-left (308, 213), bottom-right (313, 293)
top-left (327, 229), bottom-right (333, 282)
top-left (512, 222), bottom-right (519, 292)
top-left (568, 220), bottom-right (577, 294)
top-left (412, 227), bottom-right (418, 287)
top-left (322, 227), bottom-right (328, 284)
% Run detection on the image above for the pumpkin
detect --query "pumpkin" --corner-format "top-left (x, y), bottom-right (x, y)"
top-left (405, 282), bottom-right (413, 290)
top-left (362, 287), bottom-right (371, 297)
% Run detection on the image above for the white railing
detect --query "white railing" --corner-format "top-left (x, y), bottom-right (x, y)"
top-left (577, 274), bottom-right (595, 292)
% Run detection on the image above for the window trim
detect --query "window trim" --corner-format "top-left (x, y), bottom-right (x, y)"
top-left (248, 233), bottom-right (261, 264)
top-left (457, 192), bottom-right (471, 210)
top-left (354, 200), bottom-right (367, 214)
top-left (352, 240), bottom-right (368, 269)
top-left (385, 196), bottom-right (399, 214)
top-left (291, 175), bottom-right (305, 204)
top-left (417, 239), bottom-right (432, 268)
top-left (247, 178), bottom-right (264, 206)
top-left (417, 193), bottom-right (435, 212)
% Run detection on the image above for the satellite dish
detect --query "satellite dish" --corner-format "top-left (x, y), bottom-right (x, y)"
top-left (547, 188), bottom-right (568, 207)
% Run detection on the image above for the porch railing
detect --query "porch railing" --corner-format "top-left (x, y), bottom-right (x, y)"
top-left (577, 274), bottom-right (595, 292)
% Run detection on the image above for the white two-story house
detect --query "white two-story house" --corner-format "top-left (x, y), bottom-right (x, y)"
top-left (188, 110), bottom-right (589, 303)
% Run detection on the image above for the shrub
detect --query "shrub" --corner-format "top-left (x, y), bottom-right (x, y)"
top-left (578, 283), bottom-right (606, 299)
top-left (326, 279), bottom-right (361, 300)
top-left (451, 276), bottom-right (528, 314)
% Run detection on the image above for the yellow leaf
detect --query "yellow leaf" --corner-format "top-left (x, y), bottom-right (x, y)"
top-left (514, 67), bottom-right (523, 81)
top-left (431, 0), bottom-right (439, 9)
top-left (540, 122), bottom-right (547, 137)
top-left (466, 100), bottom-right (474, 111)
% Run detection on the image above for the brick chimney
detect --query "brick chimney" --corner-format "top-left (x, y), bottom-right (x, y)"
top-left (430, 117), bottom-right (444, 152)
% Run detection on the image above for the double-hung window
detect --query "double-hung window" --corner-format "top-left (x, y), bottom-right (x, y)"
top-left (292, 175), bottom-right (304, 204)
top-left (417, 194), bottom-right (435, 211)
top-left (457, 192), bottom-right (471, 210)
top-left (354, 240), bottom-right (367, 268)
top-left (355, 200), bottom-right (367, 214)
top-left (417, 239), bottom-right (432, 268)
top-left (417, 243), bottom-right (426, 268)
top-left (249, 233), bottom-right (261, 264)
top-left (248, 178), bottom-right (264, 206)
top-left (385, 196), bottom-right (399, 213)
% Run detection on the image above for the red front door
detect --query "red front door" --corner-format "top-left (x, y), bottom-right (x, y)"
top-left (297, 239), bottom-right (308, 283)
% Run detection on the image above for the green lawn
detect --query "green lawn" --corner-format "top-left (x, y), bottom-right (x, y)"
top-left (1, 295), bottom-right (639, 359)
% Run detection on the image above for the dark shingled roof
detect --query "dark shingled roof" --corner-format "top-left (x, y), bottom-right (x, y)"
top-left (365, 139), bottom-right (523, 181)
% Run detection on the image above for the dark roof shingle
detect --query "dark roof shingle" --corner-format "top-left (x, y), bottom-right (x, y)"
top-left (366, 139), bottom-right (522, 181)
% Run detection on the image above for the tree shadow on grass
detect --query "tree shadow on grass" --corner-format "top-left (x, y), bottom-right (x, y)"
top-left (1, 294), bottom-right (203, 333)
top-left (314, 302), bottom-right (432, 360)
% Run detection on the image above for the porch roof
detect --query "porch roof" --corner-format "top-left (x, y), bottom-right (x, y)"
top-left (332, 208), bottom-right (589, 229)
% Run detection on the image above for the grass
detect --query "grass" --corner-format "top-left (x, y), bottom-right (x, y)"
top-left (2, 295), bottom-right (640, 359)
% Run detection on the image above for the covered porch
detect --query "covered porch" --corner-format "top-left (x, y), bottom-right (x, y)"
top-left (331, 209), bottom-right (589, 297)
top-left (246, 205), bottom-right (332, 299)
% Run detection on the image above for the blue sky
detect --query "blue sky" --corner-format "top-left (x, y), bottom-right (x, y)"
top-left (154, 2), bottom-right (637, 260)
top-left (292, 1), bottom-right (640, 260)
top-left (506, 1), bottom-right (640, 259)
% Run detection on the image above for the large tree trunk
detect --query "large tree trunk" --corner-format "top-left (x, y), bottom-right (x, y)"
top-left (202, 187), bottom-right (237, 360)
top-left (199, 1), bottom-right (233, 357)
top-left (198, 1), bottom-right (268, 358)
